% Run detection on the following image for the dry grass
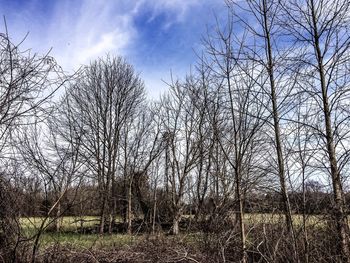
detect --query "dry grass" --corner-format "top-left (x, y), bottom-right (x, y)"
top-left (21, 216), bottom-right (101, 233)
top-left (244, 213), bottom-right (326, 228)
top-left (39, 233), bottom-right (137, 249)
top-left (18, 214), bottom-right (328, 250)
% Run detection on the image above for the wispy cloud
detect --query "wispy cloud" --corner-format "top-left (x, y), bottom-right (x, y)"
top-left (1, 0), bottom-right (224, 97)
top-left (44, 1), bottom-right (136, 71)
top-left (140, 0), bottom-right (201, 26)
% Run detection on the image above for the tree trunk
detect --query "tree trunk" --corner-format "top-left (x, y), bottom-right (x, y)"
top-left (320, 70), bottom-right (349, 261)
top-left (108, 213), bottom-right (113, 234)
top-left (152, 185), bottom-right (157, 234)
top-left (127, 180), bottom-right (132, 235)
top-left (301, 165), bottom-right (309, 263)
top-left (309, 1), bottom-right (350, 260)
top-left (261, 0), bottom-right (297, 259)
top-left (235, 177), bottom-right (246, 263)
top-left (172, 216), bottom-right (180, 235)
top-left (55, 201), bottom-right (61, 232)
top-left (99, 192), bottom-right (107, 234)
top-left (110, 173), bottom-right (118, 234)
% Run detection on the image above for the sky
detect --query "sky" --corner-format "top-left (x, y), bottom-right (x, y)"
top-left (0, 0), bottom-right (227, 98)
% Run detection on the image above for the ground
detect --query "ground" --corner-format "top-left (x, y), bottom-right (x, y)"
top-left (20, 213), bottom-right (326, 249)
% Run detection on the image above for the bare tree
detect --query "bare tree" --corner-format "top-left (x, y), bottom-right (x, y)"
top-left (280, 0), bottom-right (350, 260)
top-left (225, 1), bottom-right (301, 259)
top-left (201, 16), bottom-right (269, 261)
top-left (187, 67), bottom-right (214, 222)
top-left (0, 22), bottom-right (66, 262)
top-left (121, 103), bottom-right (164, 234)
top-left (159, 80), bottom-right (200, 235)
top-left (284, 91), bottom-right (322, 263)
top-left (65, 56), bottom-right (145, 234)
top-left (16, 101), bottom-right (86, 262)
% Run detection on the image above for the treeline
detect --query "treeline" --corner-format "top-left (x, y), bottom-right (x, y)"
top-left (14, 183), bottom-right (350, 217)
top-left (1, 0), bottom-right (350, 262)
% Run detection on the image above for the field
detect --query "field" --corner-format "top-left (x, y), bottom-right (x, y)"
top-left (21, 216), bottom-right (101, 234)
top-left (19, 213), bottom-right (327, 250)
top-left (20, 216), bottom-right (135, 249)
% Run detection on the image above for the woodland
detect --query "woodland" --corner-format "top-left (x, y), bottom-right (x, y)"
top-left (1, 0), bottom-right (350, 262)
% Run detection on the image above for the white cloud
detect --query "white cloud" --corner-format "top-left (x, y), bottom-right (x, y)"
top-left (2, 0), bottom-right (219, 97)
top-left (42, 1), bottom-right (136, 72)
top-left (134, 0), bottom-right (201, 27)
top-left (24, 0), bottom-right (201, 72)
top-left (148, 0), bottom-right (200, 20)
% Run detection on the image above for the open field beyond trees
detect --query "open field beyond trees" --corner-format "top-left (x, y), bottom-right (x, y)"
top-left (19, 213), bottom-right (329, 251)
top-left (13, 214), bottom-right (345, 262)
top-left (20, 214), bottom-right (327, 237)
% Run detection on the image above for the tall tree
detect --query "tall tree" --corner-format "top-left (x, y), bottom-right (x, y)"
top-left (0, 23), bottom-right (65, 262)
top-left (160, 80), bottom-right (200, 235)
top-left (202, 17), bottom-right (268, 262)
top-left (65, 56), bottom-right (145, 234)
top-left (281, 0), bottom-right (350, 260)
top-left (226, 1), bottom-right (299, 258)
top-left (122, 104), bottom-right (163, 234)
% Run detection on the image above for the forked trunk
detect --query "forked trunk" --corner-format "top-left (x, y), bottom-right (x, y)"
top-left (172, 214), bottom-right (180, 235)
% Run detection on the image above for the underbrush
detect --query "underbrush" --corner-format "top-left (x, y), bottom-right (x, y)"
top-left (4, 219), bottom-right (346, 263)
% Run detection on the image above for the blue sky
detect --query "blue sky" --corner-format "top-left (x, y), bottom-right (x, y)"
top-left (0, 0), bottom-right (226, 98)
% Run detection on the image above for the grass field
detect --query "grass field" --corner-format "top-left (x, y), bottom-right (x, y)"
top-left (243, 213), bottom-right (325, 227)
top-left (20, 216), bottom-right (137, 249)
top-left (21, 216), bottom-right (101, 233)
top-left (38, 233), bottom-right (136, 248)
top-left (19, 213), bottom-right (328, 249)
